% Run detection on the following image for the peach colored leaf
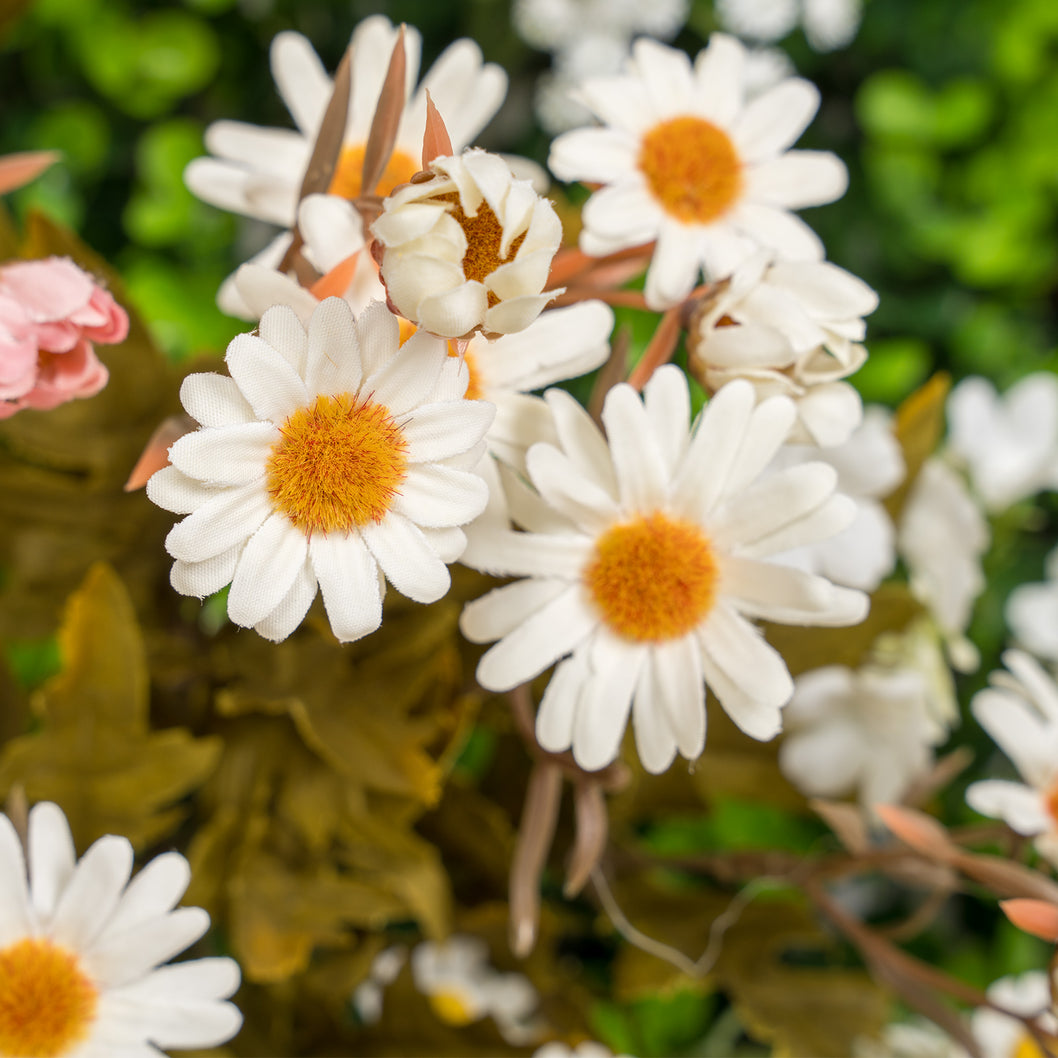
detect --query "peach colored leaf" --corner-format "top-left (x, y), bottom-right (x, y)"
top-left (0, 150), bottom-right (60, 194)
top-left (360, 25), bottom-right (407, 200)
top-left (421, 90), bottom-right (453, 168)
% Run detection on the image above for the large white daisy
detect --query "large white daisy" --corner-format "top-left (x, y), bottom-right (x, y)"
top-left (548, 34), bottom-right (848, 309)
top-left (147, 298), bottom-right (494, 644)
top-left (460, 370), bottom-right (867, 774)
top-left (0, 800), bottom-right (241, 1057)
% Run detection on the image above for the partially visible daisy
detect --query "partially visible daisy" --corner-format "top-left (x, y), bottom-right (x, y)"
top-left (854, 1019), bottom-right (967, 1058)
top-left (965, 650), bottom-right (1058, 866)
top-left (534, 1043), bottom-right (633, 1058)
top-left (0, 800), bottom-right (241, 1056)
top-left (185, 17), bottom-right (506, 232)
top-left (352, 945), bottom-right (407, 1024)
top-left (898, 458), bottom-right (989, 671)
top-left (779, 661), bottom-right (949, 808)
top-left (773, 406), bottom-right (904, 588)
top-left (411, 936), bottom-right (542, 1045)
top-left (461, 369), bottom-right (867, 774)
top-left (148, 299), bottom-right (493, 643)
top-left (372, 148), bottom-right (563, 338)
top-left (548, 34), bottom-right (848, 309)
top-left (971, 972), bottom-right (1058, 1058)
top-left (689, 252), bottom-right (878, 445)
top-left (947, 373), bottom-right (1058, 513)
top-left (1007, 546), bottom-right (1058, 664)
top-left (715, 0), bottom-right (864, 52)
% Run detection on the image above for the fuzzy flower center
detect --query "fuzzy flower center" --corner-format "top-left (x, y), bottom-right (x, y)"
top-left (1013, 1034), bottom-right (1049, 1058)
top-left (638, 116), bottom-right (743, 224)
top-left (0, 938), bottom-right (98, 1058)
top-left (266, 393), bottom-right (408, 534)
top-left (428, 988), bottom-right (479, 1026)
top-left (328, 144), bottom-right (419, 200)
top-left (584, 512), bottom-right (718, 642)
top-left (435, 191), bottom-right (527, 297)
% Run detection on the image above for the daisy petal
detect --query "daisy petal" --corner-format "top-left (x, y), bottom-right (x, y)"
top-left (254, 556), bottom-right (318, 642)
top-left (50, 836), bottom-right (134, 951)
top-left (536, 649), bottom-right (591, 753)
top-left (309, 532), bottom-right (382, 643)
top-left (164, 483), bottom-right (271, 564)
top-left (361, 513), bottom-right (450, 603)
top-left (227, 513), bottom-right (308, 627)
top-left (601, 383), bottom-right (671, 511)
top-left (572, 631), bottom-right (645, 771)
top-left (632, 662), bottom-right (679, 774)
top-left (170, 546), bottom-right (241, 599)
top-left (27, 802), bottom-right (75, 924)
top-left (225, 332), bottom-right (309, 424)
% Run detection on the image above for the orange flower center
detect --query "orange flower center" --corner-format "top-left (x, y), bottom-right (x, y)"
top-left (435, 191), bottom-right (527, 303)
top-left (1013, 1033), bottom-right (1049, 1058)
top-left (584, 512), bottom-right (718, 642)
top-left (428, 989), bottom-right (479, 1027)
top-left (265, 393), bottom-right (408, 534)
top-left (328, 144), bottom-right (419, 200)
top-left (638, 116), bottom-right (743, 224)
top-left (0, 938), bottom-right (98, 1058)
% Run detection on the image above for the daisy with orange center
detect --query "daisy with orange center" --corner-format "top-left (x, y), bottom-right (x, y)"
top-left (461, 370), bottom-right (867, 774)
top-left (372, 148), bottom-right (563, 338)
top-left (548, 34), bottom-right (848, 310)
top-left (184, 15), bottom-right (507, 319)
top-left (0, 800), bottom-right (241, 1058)
top-left (966, 650), bottom-right (1058, 867)
top-left (148, 298), bottom-right (494, 643)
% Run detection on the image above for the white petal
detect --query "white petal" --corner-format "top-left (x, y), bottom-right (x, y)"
top-left (146, 467), bottom-right (222, 516)
top-left (179, 373), bottom-right (254, 428)
top-left (226, 513), bottom-right (308, 628)
top-left (170, 546), bottom-right (240, 599)
top-left (258, 304), bottom-right (308, 375)
top-left (270, 30), bottom-right (331, 134)
top-left (85, 909), bottom-right (211, 987)
top-left (50, 836), bottom-right (134, 951)
top-left (225, 332), bottom-right (309, 424)
top-left (361, 513), bottom-right (450, 603)
top-left (572, 632), bottom-right (645, 771)
top-left (651, 636), bottom-right (707, 760)
top-left (966, 780), bottom-right (1051, 835)
top-left (526, 444), bottom-right (621, 534)
top-left (27, 802), bottom-right (75, 924)
top-left (167, 423), bottom-right (275, 486)
top-left (164, 483), bottom-right (271, 563)
top-left (253, 556), bottom-right (318, 642)
top-left (747, 151), bottom-right (850, 208)
top-left (644, 221), bottom-right (703, 310)
top-left (535, 648), bottom-right (591, 753)
top-left (544, 387), bottom-right (618, 497)
top-left (692, 33), bottom-right (746, 126)
top-left (601, 383), bottom-right (671, 511)
top-left (460, 577), bottom-right (570, 643)
top-left (643, 365), bottom-right (691, 477)
top-left (392, 463), bottom-right (488, 527)
top-left (309, 532), bottom-right (382, 643)
top-left (402, 400), bottom-right (495, 463)
top-left (779, 720), bottom-right (866, 799)
top-left (366, 330), bottom-right (447, 416)
top-left (233, 264), bottom-right (318, 326)
top-left (733, 78), bottom-right (820, 161)
top-left (299, 194), bottom-right (367, 273)
top-left (97, 853), bottom-right (190, 942)
top-left (304, 296), bottom-right (362, 398)
top-left (632, 662), bottom-right (679, 774)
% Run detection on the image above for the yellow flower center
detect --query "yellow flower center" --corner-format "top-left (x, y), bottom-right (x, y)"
top-left (0, 938), bottom-right (98, 1058)
top-left (638, 116), bottom-right (743, 224)
top-left (328, 143), bottom-right (419, 200)
top-left (584, 512), bottom-right (718, 642)
top-left (265, 393), bottom-right (408, 534)
top-left (435, 191), bottom-right (527, 304)
top-left (1013, 1033), bottom-right (1049, 1058)
top-left (428, 988), bottom-right (478, 1027)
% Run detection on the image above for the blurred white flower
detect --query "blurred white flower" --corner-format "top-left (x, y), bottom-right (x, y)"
top-left (412, 936), bottom-right (542, 1045)
top-left (898, 458), bottom-right (989, 670)
top-left (534, 1042), bottom-right (632, 1058)
top-left (549, 35), bottom-right (848, 310)
top-left (690, 252), bottom-right (878, 446)
top-left (966, 651), bottom-right (1058, 867)
top-left (971, 971), bottom-right (1057, 1058)
top-left (1007, 546), bottom-right (1058, 664)
top-left (352, 945), bottom-right (407, 1024)
top-left (854, 1019), bottom-right (967, 1057)
top-left (715, 0), bottom-right (863, 52)
top-left (372, 149), bottom-right (562, 338)
top-left (947, 373), bottom-right (1058, 513)
top-left (772, 406), bottom-right (903, 588)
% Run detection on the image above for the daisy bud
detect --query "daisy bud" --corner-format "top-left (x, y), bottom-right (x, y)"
top-left (371, 148), bottom-right (563, 339)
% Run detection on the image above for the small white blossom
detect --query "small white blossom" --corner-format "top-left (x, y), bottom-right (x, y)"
top-left (972, 972), bottom-right (1057, 1058)
top-left (1007, 546), bottom-right (1058, 664)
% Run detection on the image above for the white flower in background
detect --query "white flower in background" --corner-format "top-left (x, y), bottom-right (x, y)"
top-left (947, 373), bottom-right (1058, 513)
top-left (534, 1042), bottom-right (633, 1058)
top-left (854, 1019), bottom-right (968, 1058)
top-left (966, 651), bottom-right (1058, 865)
top-left (548, 35), bottom-right (848, 310)
top-left (372, 149), bottom-right (563, 338)
top-left (779, 662), bottom-right (949, 808)
top-left (185, 17), bottom-right (506, 232)
top-left (971, 972), bottom-right (1058, 1058)
top-left (0, 800), bottom-right (241, 1056)
top-left (870, 617), bottom-right (960, 730)
top-left (715, 0), bottom-right (864, 52)
top-left (352, 945), bottom-right (407, 1025)
top-left (742, 46), bottom-right (798, 96)
top-left (461, 370), bottom-right (867, 774)
top-left (689, 252), bottom-right (878, 446)
top-left (898, 458), bottom-right (989, 671)
top-left (411, 936), bottom-right (542, 1045)
top-left (1007, 546), bottom-right (1058, 664)
top-left (148, 299), bottom-right (493, 644)
top-left (773, 406), bottom-right (904, 587)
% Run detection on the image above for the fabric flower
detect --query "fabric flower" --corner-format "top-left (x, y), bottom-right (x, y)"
top-left (688, 252), bottom-right (877, 445)
top-left (461, 369), bottom-right (867, 774)
top-left (898, 458), bottom-right (989, 671)
top-left (148, 298), bottom-right (493, 644)
top-left (773, 406), bottom-right (904, 589)
top-left (965, 651), bottom-right (1058, 866)
top-left (779, 662), bottom-right (948, 807)
top-left (971, 972), bottom-right (1057, 1058)
top-left (372, 149), bottom-right (563, 338)
top-left (947, 373), bottom-right (1058, 513)
top-left (411, 936), bottom-right (542, 1045)
top-left (1007, 546), bottom-right (1058, 664)
top-left (0, 257), bottom-right (127, 418)
top-left (0, 800), bottom-right (241, 1056)
top-left (548, 34), bottom-right (848, 309)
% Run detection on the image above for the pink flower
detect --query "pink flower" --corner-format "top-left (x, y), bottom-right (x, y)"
top-left (0, 256), bottom-right (129, 419)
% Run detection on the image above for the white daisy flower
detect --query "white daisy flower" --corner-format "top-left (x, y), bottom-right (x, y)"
top-left (772, 406), bottom-right (904, 588)
top-left (534, 1042), bottom-right (633, 1058)
top-left (1007, 547), bottom-right (1058, 664)
top-left (352, 945), bottom-right (407, 1024)
top-left (715, 0), bottom-right (863, 52)
top-left (898, 458), bottom-right (989, 671)
top-left (372, 148), bottom-right (563, 338)
top-left (0, 800), bottom-right (241, 1057)
top-left (411, 936), bottom-right (542, 1045)
top-left (854, 1019), bottom-right (968, 1058)
top-left (460, 369), bottom-right (868, 774)
top-left (184, 17), bottom-right (506, 232)
top-left (947, 373), bottom-right (1058, 513)
top-left (147, 298), bottom-right (494, 644)
top-left (965, 651), bottom-right (1058, 867)
top-left (971, 971), bottom-right (1057, 1058)
top-left (779, 662), bottom-right (948, 808)
top-left (689, 252), bottom-right (877, 445)
top-left (548, 34), bottom-right (848, 310)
